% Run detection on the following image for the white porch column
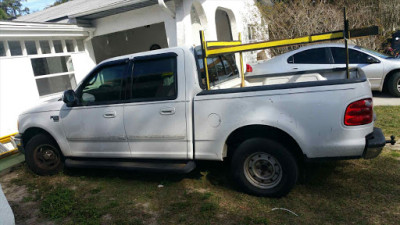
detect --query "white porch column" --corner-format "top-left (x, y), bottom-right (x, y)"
top-left (164, 19), bottom-right (178, 47)
top-left (175, 0), bottom-right (193, 46)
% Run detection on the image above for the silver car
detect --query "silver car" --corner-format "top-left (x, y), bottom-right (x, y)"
top-left (247, 43), bottom-right (400, 97)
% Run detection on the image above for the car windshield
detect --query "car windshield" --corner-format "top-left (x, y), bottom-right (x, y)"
top-left (355, 46), bottom-right (393, 59)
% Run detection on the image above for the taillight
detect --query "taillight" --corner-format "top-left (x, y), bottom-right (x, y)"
top-left (246, 64), bottom-right (253, 72)
top-left (344, 98), bottom-right (373, 126)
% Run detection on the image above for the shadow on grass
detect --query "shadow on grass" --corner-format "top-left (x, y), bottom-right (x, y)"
top-left (300, 161), bottom-right (340, 186)
top-left (62, 159), bottom-right (339, 191)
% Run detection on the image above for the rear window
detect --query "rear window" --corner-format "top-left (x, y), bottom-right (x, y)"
top-left (331, 47), bottom-right (371, 64)
top-left (195, 47), bottom-right (239, 88)
top-left (288, 48), bottom-right (330, 64)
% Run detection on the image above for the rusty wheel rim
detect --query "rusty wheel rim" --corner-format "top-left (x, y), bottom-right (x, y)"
top-left (33, 144), bottom-right (61, 171)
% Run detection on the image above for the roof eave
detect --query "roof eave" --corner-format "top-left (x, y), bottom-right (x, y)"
top-left (68, 0), bottom-right (150, 19)
top-left (0, 21), bottom-right (95, 39)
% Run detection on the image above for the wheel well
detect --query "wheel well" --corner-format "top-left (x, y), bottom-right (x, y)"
top-left (225, 125), bottom-right (304, 162)
top-left (22, 127), bottom-right (60, 150)
top-left (383, 69), bottom-right (400, 91)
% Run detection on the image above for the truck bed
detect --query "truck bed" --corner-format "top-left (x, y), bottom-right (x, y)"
top-left (193, 68), bottom-right (373, 161)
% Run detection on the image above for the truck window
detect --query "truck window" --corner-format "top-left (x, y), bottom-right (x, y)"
top-left (195, 47), bottom-right (239, 89)
top-left (130, 56), bottom-right (177, 100)
top-left (79, 62), bottom-right (129, 105)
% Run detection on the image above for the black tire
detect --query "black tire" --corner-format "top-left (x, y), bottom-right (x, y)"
top-left (230, 138), bottom-right (298, 197)
top-left (387, 72), bottom-right (400, 97)
top-left (25, 134), bottom-right (64, 176)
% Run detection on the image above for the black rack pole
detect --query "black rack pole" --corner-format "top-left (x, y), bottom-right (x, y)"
top-left (200, 30), bottom-right (211, 90)
top-left (344, 8), bottom-right (350, 79)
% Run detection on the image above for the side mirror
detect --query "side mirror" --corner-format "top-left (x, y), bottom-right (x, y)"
top-left (62, 90), bottom-right (77, 107)
top-left (367, 56), bottom-right (380, 64)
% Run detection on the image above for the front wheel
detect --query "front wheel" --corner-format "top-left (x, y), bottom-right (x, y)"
top-left (387, 72), bottom-right (400, 97)
top-left (25, 134), bottom-right (64, 175)
top-left (231, 138), bottom-right (298, 197)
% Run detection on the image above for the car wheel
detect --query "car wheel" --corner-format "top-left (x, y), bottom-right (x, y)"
top-left (387, 72), bottom-right (400, 97)
top-left (231, 138), bottom-right (298, 197)
top-left (25, 134), bottom-right (64, 176)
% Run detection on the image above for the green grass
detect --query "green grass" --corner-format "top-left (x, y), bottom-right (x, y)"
top-left (4, 106), bottom-right (400, 225)
top-left (40, 187), bottom-right (76, 220)
top-left (374, 106), bottom-right (400, 138)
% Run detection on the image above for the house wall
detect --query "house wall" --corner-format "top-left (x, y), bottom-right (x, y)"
top-left (0, 57), bottom-right (37, 136)
top-left (71, 53), bottom-right (96, 84)
top-left (0, 51), bottom-right (93, 136)
top-left (93, 4), bottom-right (177, 47)
top-left (91, 23), bottom-right (169, 63)
top-left (87, 0), bottom-right (252, 61)
top-left (182, 0), bottom-right (264, 63)
top-left (215, 9), bottom-right (233, 41)
top-left (89, 0), bottom-right (263, 52)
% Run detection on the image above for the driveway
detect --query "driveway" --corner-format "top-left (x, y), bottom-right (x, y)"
top-left (373, 92), bottom-right (400, 106)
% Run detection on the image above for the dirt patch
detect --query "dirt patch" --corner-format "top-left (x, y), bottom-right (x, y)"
top-left (388, 143), bottom-right (400, 151)
top-left (0, 169), bottom-right (52, 225)
top-left (101, 213), bottom-right (112, 224)
top-left (0, 170), bottom-right (29, 202)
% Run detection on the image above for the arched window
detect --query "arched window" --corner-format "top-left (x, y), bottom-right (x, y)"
top-left (190, 1), bottom-right (208, 45)
top-left (215, 8), bottom-right (237, 41)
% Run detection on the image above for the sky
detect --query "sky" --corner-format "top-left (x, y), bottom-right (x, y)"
top-left (22, 0), bottom-right (56, 13)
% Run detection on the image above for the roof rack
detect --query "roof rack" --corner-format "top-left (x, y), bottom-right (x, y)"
top-left (200, 8), bottom-right (378, 90)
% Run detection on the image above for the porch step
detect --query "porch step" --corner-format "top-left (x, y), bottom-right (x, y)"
top-left (65, 158), bottom-right (196, 174)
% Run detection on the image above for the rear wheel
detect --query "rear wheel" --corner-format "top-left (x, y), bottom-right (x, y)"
top-left (25, 134), bottom-right (64, 175)
top-left (231, 138), bottom-right (298, 197)
top-left (387, 72), bottom-right (400, 97)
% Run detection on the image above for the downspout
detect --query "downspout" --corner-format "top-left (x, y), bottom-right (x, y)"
top-left (83, 30), bottom-right (96, 64)
top-left (158, 0), bottom-right (175, 19)
top-left (84, 30), bottom-right (94, 42)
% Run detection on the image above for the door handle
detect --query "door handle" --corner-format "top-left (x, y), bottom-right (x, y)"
top-left (160, 107), bottom-right (175, 115)
top-left (292, 67), bottom-right (299, 70)
top-left (103, 111), bottom-right (116, 118)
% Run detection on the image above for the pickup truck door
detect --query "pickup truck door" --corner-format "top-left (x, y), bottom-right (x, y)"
top-left (60, 60), bottom-right (131, 158)
top-left (330, 47), bottom-right (384, 89)
top-left (123, 51), bottom-right (189, 159)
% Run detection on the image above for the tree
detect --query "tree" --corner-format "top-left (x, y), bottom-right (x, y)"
top-left (0, 0), bottom-right (29, 20)
top-left (0, 7), bottom-right (8, 19)
top-left (49, 0), bottom-right (69, 7)
top-left (257, 0), bottom-right (400, 56)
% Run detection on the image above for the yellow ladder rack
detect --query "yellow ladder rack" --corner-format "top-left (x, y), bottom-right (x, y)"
top-left (199, 8), bottom-right (378, 90)
top-left (0, 133), bottom-right (18, 159)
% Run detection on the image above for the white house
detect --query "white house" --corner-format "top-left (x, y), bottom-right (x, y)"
top-left (0, 0), bottom-right (269, 136)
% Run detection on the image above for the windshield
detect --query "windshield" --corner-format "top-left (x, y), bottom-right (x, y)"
top-left (355, 46), bottom-right (393, 59)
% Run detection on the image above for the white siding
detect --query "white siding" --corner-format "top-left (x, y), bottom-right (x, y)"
top-left (0, 51), bottom-right (94, 136)
top-left (0, 57), bottom-right (37, 136)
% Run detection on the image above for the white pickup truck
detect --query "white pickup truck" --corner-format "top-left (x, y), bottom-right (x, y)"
top-left (13, 46), bottom-right (388, 197)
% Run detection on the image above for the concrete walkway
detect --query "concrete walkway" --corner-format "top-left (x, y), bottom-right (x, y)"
top-left (0, 184), bottom-right (15, 225)
top-left (373, 92), bottom-right (400, 106)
